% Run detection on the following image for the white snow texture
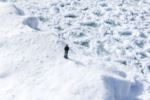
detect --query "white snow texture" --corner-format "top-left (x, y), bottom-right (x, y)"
top-left (0, 0), bottom-right (150, 100)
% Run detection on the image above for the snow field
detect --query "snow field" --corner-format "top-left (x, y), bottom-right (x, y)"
top-left (0, 0), bottom-right (150, 100)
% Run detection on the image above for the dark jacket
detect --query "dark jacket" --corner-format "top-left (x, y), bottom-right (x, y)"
top-left (65, 45), bottom-right (69, 51)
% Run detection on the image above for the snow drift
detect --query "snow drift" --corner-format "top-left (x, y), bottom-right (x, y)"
top-left (0, 0), bottom-right (150, 100)
top-left (23, 17), bottom-right (39, 30)
top-left (0, 2), bottom-right (24, 15)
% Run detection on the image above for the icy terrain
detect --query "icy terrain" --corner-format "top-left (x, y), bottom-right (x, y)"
top-left (0, 0), bottom-right (150, 100)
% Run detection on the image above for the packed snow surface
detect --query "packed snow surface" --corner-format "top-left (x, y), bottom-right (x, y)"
top-left (0, 0), bottom-right (150, 100)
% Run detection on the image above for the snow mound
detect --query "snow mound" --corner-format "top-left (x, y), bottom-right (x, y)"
top-left (0, 21), bottom-right (143, 99)
top-left (0, 2), bottom-right (24, 15)
top-left (102, 74), bottom-right (143, 100)
top-left (23, 17), bottom-right (39, 30)
top-left (0, 2), bottom-right (39, 37)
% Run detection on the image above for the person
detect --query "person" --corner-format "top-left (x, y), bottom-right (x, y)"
top-left (64, 44), bottom-right (69, 59)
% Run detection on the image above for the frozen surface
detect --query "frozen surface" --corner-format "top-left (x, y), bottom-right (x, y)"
top-left (0, 0), bottom-right (150, 100)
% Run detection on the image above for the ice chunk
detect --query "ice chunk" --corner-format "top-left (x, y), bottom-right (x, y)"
top-left (80, 22), bottom-right (98, 27)
top-left (105, 19), bottom-right (118, 26)
top-left (64, 14), bottom-right (77, 18)
top-left (120, 31), bottom-right (132, 36)
top-left (102, 75), bottom-right (131, 100)
top-left (23, 17), bottom-right (39, 30)
top-left (134, 39), bottom-right (144, 48)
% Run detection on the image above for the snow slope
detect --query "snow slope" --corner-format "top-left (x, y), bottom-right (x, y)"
top-left (0, 0), bottom-right (150, 100)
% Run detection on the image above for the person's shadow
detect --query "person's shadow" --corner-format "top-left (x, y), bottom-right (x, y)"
top-left (68, 58), bottom-right (85, 66)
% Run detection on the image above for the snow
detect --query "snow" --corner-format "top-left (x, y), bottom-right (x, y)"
top-left (0, 0), bottom-right (150, 100)
top-left (23, 17), bottom-right (39, 30)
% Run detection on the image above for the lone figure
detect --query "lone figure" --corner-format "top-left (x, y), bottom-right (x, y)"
top-left (64, 44), bottom-right (69, 59)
